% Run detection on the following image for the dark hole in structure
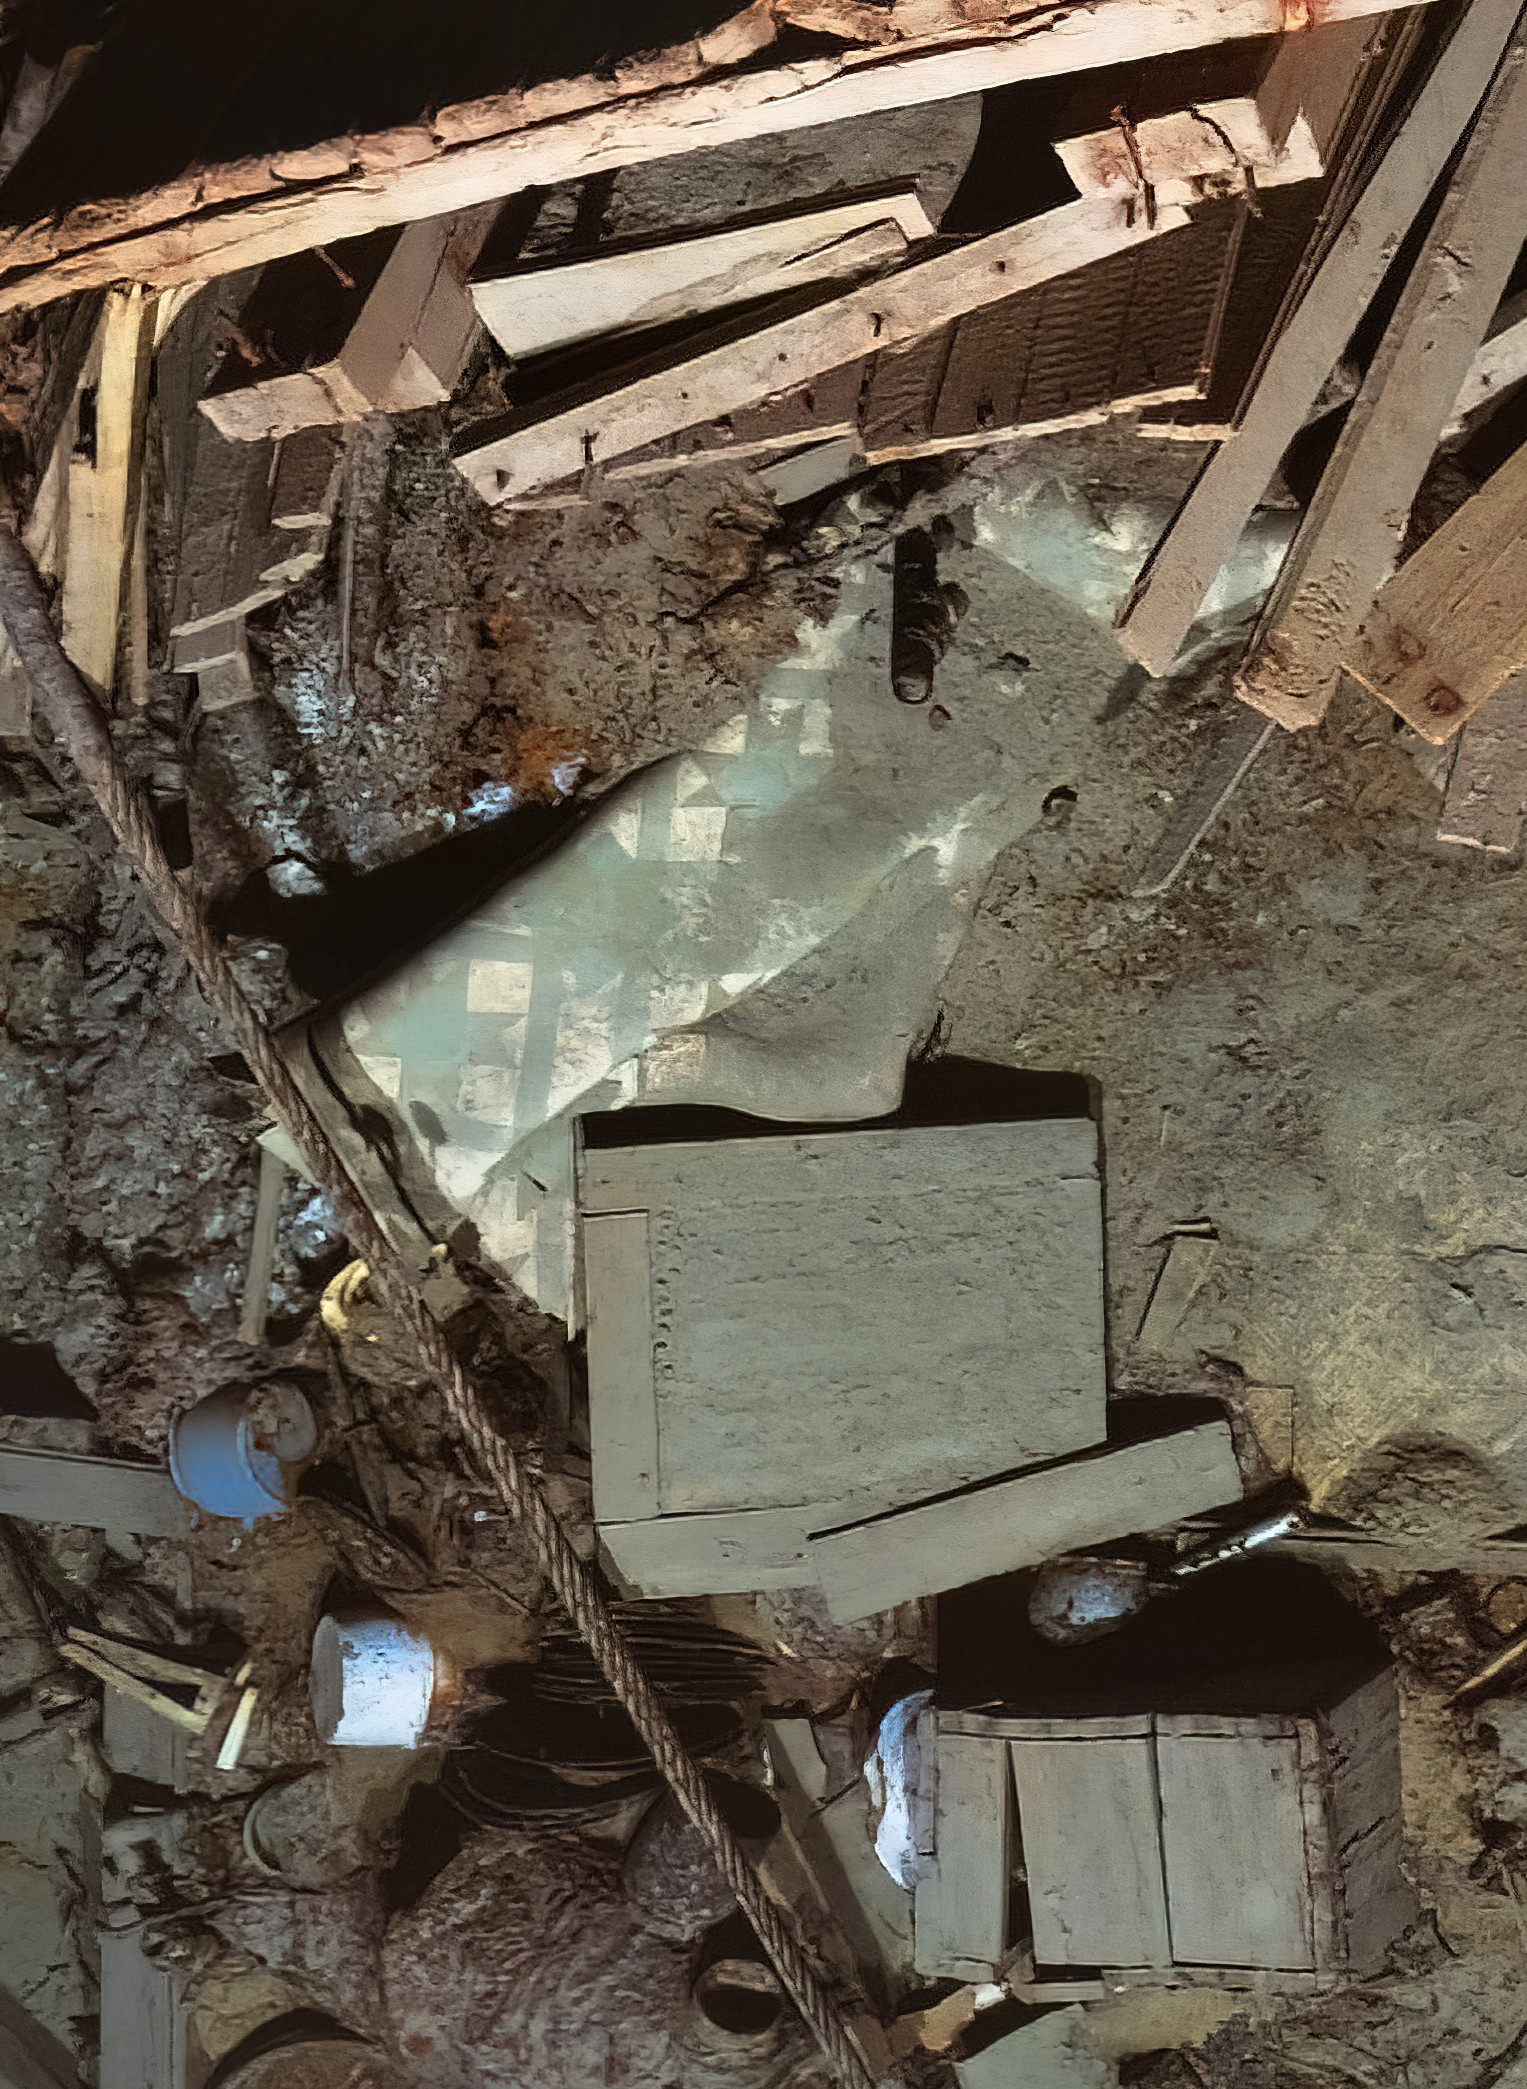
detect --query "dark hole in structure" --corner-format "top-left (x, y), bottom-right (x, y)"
top-left (383, 1778), bottom-right (468, 1914)
top-left (937, 1555), bottom-right (1391, 1721)
top-left (156, 796), bottom-right (194, 872)
top-left (213, 793), bottom-right (581, 1005)
top-left (695, 1964), bottom-right (785, 2038)
top-left (0, 1337), bottom-right (94, 1418)
top-left (581, 1054), bottom-right (1094, 1152)
top-left (207, 1051), bottom-right (257, 1086)
top-left (1042, 785), bottom-right (1078, 823)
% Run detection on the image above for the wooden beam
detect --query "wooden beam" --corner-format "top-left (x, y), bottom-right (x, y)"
top-left (455, 194), bottom-right (1192, 502)
top-left (0, 0), bottom-right (1442, 313)
top-left (472, 191), bottom-right (932, 362)
top-left (1055, 94), bottom-right (1323, 211)
top-left (1446, 286), bottom-right (1527, 437)
top-left (0, 1445), bottom-right (192, 1536)
top-left (1344, 438), bottom-right (1527, 741)
top-left (0, 1984), bottom-right (87, 2089)
top-left (57, 286), bottom-right (153, 698)
top-left (809, 1420), bottom-right (1244, 1622)
top-left (201, 208), bottom-right (496, 442)
top-left (1237, 20), bottom-right (1527, 729)
top-left (1114, 0), bottom-right (1525, 676)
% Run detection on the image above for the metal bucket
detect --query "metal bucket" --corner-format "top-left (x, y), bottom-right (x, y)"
top-left (310, 1614), bottom-right (439, 1748)
top-left (169, 1381), bottom-right (318, 1521)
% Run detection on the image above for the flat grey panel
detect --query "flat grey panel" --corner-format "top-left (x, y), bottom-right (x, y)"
top-left (583, 1119), bottom-right (1105, 1521)
top-left (811, 1420), bottom-right (1243, 1623)
top-left (915, 1732), bottom-right (1010, 1979)
top-left (0, 1448), bottom-right (191, 1537)
top-left (1011, 1737), bottom-right (1171, 1968)
top-left (582, 1211), bottom-right (660, 1521)
top-left (1157, 1732), bottom-right (1315, 1970)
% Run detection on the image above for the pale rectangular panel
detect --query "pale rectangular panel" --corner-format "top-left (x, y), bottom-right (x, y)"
top-left (1156, 1727), bottom-right (1315, 1969)
top-left (584, 1120), bottom-right (1105, 1525)
top-left (915, 1733), bottom-right (1010, 1979)
top-left (581, 1210), bottom-right (659, 1521)
top-left (0, 1447), bottom-right (191, 1537)
top-left (472, 191), bottom-right (932, 359)
top-left (99, 1928), bottom-right (183, 2089)
top-left (812, 1421), bottom-right (1243, 1623)
top-left (1011, 1736), bottom-right (1171, 1969)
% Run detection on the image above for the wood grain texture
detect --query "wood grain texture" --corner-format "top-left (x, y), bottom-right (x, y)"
top-left (472, 191), bottom-right (932, 360)
top-left (1437, 677), bottom-right (1527, 851)
top-left (811, 1419), bottom-right (1243, 1622)
top-left (1319, 1668), bottom-right (1414, 1973)
top-left (1011, 1735), bottom-right (1173, 1968)
top-left (455, 195), bottom-right (1191, 502)
top-left (1156, 1724), bottom-right (1315, 1970)
top-left (915, 1731), bottom-right (1010, 1980)
top-left (1115, 0), bottom-right (1524, 675)
top-left (0, 0), bottom-right (1439, 312)
top-left (1237, 20), bottom-right (1527, 729)
top-left (1345, 440), bottom-right (1527, 742)
top-left (582, 1210), bottom-right (660, 1522)
top-left (0, 1445), bottom-right (192, 1536)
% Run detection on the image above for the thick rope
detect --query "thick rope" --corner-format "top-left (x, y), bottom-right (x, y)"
top-left (0, 528), bottom-right (879, 2089)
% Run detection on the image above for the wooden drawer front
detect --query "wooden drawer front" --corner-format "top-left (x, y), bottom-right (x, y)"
top-left (1156, 1731), bottom-right (1315, 1970)
top-left (1010, 1736), bottom-right (1172, 1969)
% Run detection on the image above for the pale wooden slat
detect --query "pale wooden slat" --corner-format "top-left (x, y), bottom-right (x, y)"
top-left (1114, 0), bottom-right (1523, 675)
top-left (1237, 19), bottom-right (1527, 728)
top-left (1156, 1725), bottom-right (1315, 1970)
top-left (1011, 1735), bottom-right (1173, 1968)
top-left (810, 1421), bottom-right (1243, 1624)
top-left (454, 197), bottom-right (1193, 503)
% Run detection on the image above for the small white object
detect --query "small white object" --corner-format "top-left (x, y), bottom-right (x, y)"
top-left (311, 1615), bottom-right (436, 1748)
top-left (867, 1690), bottom-right (934, 1889)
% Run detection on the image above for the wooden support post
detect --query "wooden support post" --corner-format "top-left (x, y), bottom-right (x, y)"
top-left (239, 1142), bottom-right (287, 1345)
top-left (1237, 20), bottom-right (1527, 728)
top-left (1113, 0), bottom-right (1525, 675)
top-left (58, 286), bottom-right (155, 700)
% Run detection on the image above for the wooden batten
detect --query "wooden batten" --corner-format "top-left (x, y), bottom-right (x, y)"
top-left (1114, 0), bottom-right (1523, 677)
top-left (0, 0), bottom-right (1443, 314)
top-left (470, 190), bottom-right (933, 362)
top-left (1236, 21), bottom-right (1527, 730)
top-left (1344, 437), bottom-right (1527, 744)
top-left (455, 194), bottom-right (1193, 503)
top-left (57, 284), bottom-right (155, 700)
top-left (201, 207), bottom-right (497, 443)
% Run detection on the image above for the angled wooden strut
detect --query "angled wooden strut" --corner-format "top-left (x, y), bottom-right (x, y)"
top-left (1113, 0), bottom-right (1527, 677)
top-left (1237, 14), bottom-right (1527, 728)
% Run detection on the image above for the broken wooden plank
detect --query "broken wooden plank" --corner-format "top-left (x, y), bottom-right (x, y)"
top-left (1436, 676), bottom-right (1527, 852)
top-left (1010, 1732), bottom-right (1173, 1968)
top-left (1155, 1720), bottom-right (1316, 1970)
top-left (1055, 94), bottom-right (1322, 212)
top-left (1446, 287), bottom-right (1527, 438)
top-left (0, 1444), bottom-right (192, 1536)
top-left (238, 1142), bottom-right (286, 1344)
top-left (1136, 1231), bottom-right (1219, 1356)
top-left (201, 208), bottom-right (497, 442)
top-left (0, 0), bottom-right (1442, 313)
top-left (57, 286), bottom-right (153, 697)
top-left (1237, 20), bottom-right (1527, 729)
top-left (472, 190), bottom-right (933, 361)
top-left (0, 1983), bottom-right (88, 2089)
top-left (1344, 437), bottom-right (1527, 743)
top-left (455, 194), bottom-right (1192, 502)
top-left (1114, 0), bottom-right (1525, 675)
top-left (756, 433), bottom-right (866, 505)
top-left (914, 1730), bottom-right (1010, 1981)
top-left (582, 1210), bottom-right (660, 1524)
top-left (810, 1420), bottom-right (1244, 1622)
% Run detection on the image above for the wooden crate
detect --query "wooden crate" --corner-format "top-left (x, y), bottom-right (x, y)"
top-left (920, 1669), bottom-right (1412, 1989)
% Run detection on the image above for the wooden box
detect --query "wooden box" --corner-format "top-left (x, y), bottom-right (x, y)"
top-left (917, 1666), bottom-right (1412, 1991)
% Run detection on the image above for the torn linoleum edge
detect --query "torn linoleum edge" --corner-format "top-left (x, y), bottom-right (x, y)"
top-left (302, 555), bottom-right (1028, 1319)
